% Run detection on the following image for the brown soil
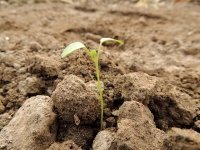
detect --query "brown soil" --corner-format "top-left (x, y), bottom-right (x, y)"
top-left (0, 0), bottom-right (200, 149)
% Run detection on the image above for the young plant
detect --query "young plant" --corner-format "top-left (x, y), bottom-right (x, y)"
top-left (61, 38), bottom-right (123, 129)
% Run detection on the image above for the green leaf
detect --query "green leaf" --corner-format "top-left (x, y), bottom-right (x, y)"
top-left (61, 42), bottom-right (86, 58)
top-left (89, 49), bottom-right (98, 62)
top-left (100, 38), bottom-right (124, 46)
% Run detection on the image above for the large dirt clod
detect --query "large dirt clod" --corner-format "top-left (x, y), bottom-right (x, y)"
top-left (149, 81), bottom-right (199, 130)
top-left (164, 127), bottom-right (200, 150)
top-left (114, 72), bottom-right (158, 105)
top-left (52, 75), bottom-right (100, 125)
top-left (111, 101), bottom-right (165, 150)
top-left (0, 95), bottom-right (56, 150)
top-left (111, 118), bottom-right (165, 150)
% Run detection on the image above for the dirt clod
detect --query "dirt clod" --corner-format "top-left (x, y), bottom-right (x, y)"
top-left (149, 81), bottom-right (199, 130)
top-left (18, 76), bottom-right (45, 96)
top-left (164, 128), bottom-right (200, 150)
top-left (0, 95), bottom-right (56, 150)
top-left (93, 129), bottom-right (116, 150)
top-left (0, 113), bottom-right (12, 131)
top-left (52, 75), bottom-right (100, 125)
top-left (114, 72), bottom-right (158, 105)
top-left (109, 101), bottom-right (165, 150)
top-left (63, 125), bottom-right (94, 148)
top-left (29, 41), bottom-right (43, 52)
top-left (27, 55), bottom-right (61, 78)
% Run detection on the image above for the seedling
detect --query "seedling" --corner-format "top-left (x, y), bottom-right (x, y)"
top-left (61, 38), bottom-right (123, 129)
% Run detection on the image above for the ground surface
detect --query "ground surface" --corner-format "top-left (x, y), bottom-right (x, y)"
top-left (0, 0), bottom-right (200, 150)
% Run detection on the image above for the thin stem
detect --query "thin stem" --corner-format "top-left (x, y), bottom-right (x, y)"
top-left (96, 44), bottom-right (104, 130)
top-left (95, 60), bottom-right (104, 130)
top-left (86, 45), bottom-right (104, 130)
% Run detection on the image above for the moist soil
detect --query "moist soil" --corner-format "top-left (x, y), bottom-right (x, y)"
top-left (0, 0), bottom-right (200, 150)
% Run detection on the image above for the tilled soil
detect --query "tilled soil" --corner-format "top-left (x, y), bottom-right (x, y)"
top-left (0, 0), bottom-right (200, 150)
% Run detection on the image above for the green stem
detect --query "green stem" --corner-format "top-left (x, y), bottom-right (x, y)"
top-left (95, 60), bottom-right (104, 130)
top-left (86, 45), bottom-right (104, 130)
top-left (97, 44), bottom-right (104, 130)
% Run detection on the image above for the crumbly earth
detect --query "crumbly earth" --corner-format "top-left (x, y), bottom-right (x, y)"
top-left (0, 0), bottom-right (200, 149)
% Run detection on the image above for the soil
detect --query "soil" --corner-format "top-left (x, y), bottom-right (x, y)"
top-left (0, 0), bottom-right (200, 150)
